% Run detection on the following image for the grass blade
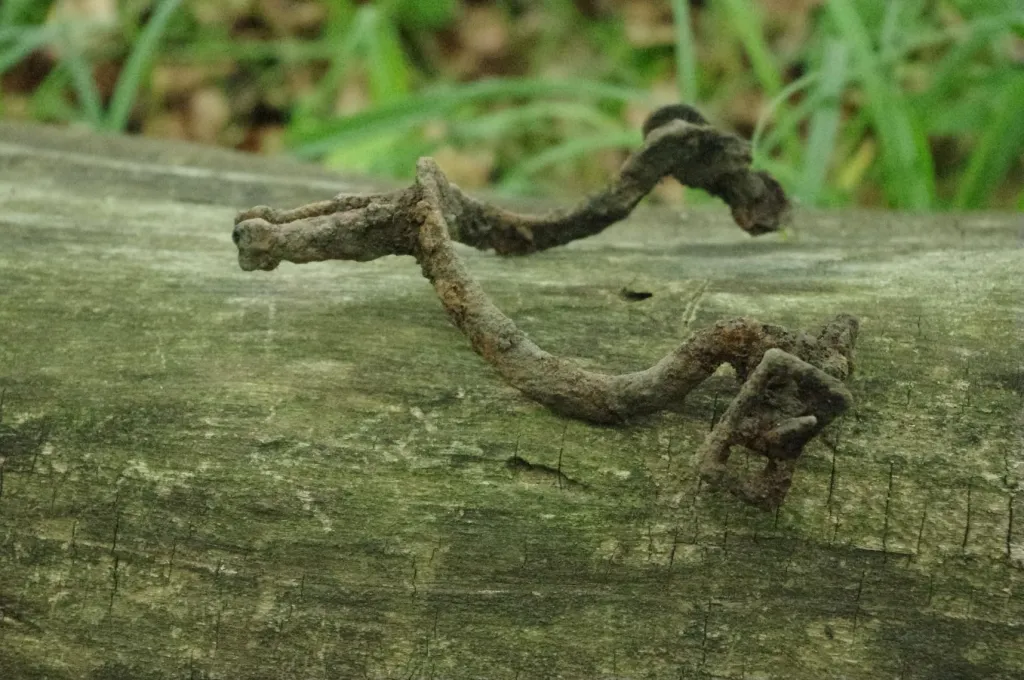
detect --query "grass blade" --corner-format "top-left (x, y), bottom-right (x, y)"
top-left (296, 6), bottom-right (371, 118)
top-left (0, 25), bottom-right (57, 74)
top-left (915, 20), bottom-right (1010, 131)
top-left (670, 0), bottom-right (699, 101)
top-left (882, 11), bottom-right (1024, 66)
top-left (364, 6), bottom-right (410, 103)
top-left (162, 38), bottom-right (341, 63)
top-left (453, 101), bottom-right (623, 141)
top-left (954, 73), bottom-right (1024, 209)
top-left (751, 72), bottom-right (818, 161)
top-left (28, 62), bottom-right (79, 122)
top-left (289, 77), bottom-right (652, 158)
top-left (826, 0), bottom-right (936, 209)
top-left (718, 0), bottom-right (783, 94)
top-left (59, 24), bottom-right (104, 127)
top-left (105, 0), bottom-right (182, 132)
top-left (499, 129), bottom-right (641, 193)
top-left (718, 0), bottom-right (803, 163)
top-left (922, 70), bottom-right (1015, 136)
top-left (798, 39), bottom-right (849, 206)
top-left (0, 0), bottom-right (38, 28)
top-left (323, 128), bottom-right (424, 177)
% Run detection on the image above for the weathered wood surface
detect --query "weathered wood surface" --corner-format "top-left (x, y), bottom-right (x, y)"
top-left (0, 121), bottom-right (1021, 680)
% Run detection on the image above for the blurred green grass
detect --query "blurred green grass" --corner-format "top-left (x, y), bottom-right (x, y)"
top-left (0, 0), bottom-right (1021, 210)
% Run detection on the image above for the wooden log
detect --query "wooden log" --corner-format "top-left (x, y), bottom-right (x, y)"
top-left (0, 121), bottom-right (1021, 679)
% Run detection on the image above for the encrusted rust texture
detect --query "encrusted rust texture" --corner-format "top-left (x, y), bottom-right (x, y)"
top-left (232, 104), bottom-right (858, 509)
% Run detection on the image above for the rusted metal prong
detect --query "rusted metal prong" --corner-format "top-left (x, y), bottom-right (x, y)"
top-left (697, 348), bottom-right (853, 509)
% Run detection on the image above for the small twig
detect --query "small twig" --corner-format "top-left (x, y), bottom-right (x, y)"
top-left (232, 104), bottom-right (856, 509)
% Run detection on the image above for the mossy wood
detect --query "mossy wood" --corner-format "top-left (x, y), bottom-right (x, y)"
top-left (0, 122), bottom-right (1021, 679)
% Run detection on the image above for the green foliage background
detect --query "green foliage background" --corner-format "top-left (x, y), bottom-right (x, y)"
top-left (1, 0), bottom-right (1021, 209)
